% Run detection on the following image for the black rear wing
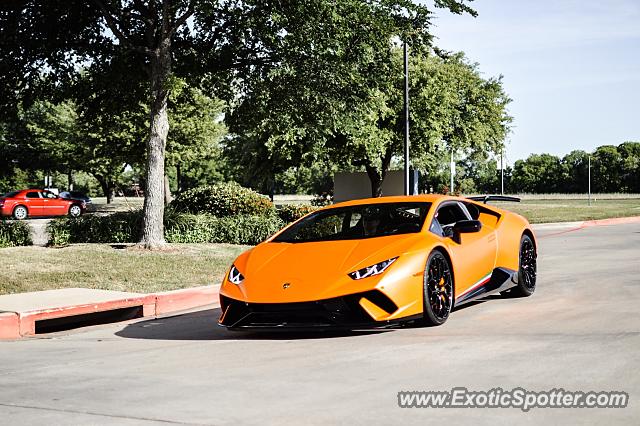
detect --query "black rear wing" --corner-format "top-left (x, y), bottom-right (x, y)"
top-left (466, 195), bottom-right (521, 204)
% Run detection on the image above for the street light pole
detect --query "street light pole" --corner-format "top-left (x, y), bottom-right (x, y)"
top-left (500, 148), bottom-right (504, 195)
top-left (403, 40), bottom-right (410, 196)
top-left (588, 155), bottom-right (592, 206)
top-left (450, 148), bottom-right (454, 195)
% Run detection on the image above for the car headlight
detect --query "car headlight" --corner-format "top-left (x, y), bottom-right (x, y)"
top-left (228, 264), bottom-right (245, 284)
top-left (348, 257), bottom-right (398, 280)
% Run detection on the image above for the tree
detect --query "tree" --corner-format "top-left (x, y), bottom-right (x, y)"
top-left (561, 150), bottom-right (589, 193)
top-left (2, 0), bottom-right (476, 247)
top-left (591, 145), bottom-right (622, 193)
top-left (166, 81), bottom-right (227, 199)
top-left (617, 141), bottom-right (640, 193)
top-left (326, 51), bottom-right (512, 196)
top-left (511, 154), bottom-right (564, 193)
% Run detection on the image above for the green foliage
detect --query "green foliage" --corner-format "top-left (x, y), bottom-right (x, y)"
top-left (277, 205), bottom-right (318, 223)
top-left (0, 220), bottom-right (32, 248)
top-left (170, 183), bottom-right (274, 217)
top-left (47, 211), bottom-right (144, 245)
top-left (165, 214), bottom-right (284, 245)
top-left (509, 142), bottom-right (640, 194)
top-left (47, 210), bottom-right (284, 246)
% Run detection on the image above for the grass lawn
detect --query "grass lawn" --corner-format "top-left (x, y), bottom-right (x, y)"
top-left (495, 198), bottom-right (640, 223)
top-left (0, 243), bottom-right (249, 295)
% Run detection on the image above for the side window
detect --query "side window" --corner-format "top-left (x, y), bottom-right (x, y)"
top-left (431, 203), bottom-right (470, 236)
top-left (43, 191), bottom-right (57, 199)
top-left (26, 192), bottom-right (40, 199)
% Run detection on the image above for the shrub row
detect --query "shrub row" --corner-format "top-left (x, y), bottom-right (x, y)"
top-left (0, 220), bottom-right (32, 247)
top-left (171, 182), bottom-right (275, 217)
top-left (165, 213), bottom-right (284, 245)
top-left (47, 211), bottom-right (144, 245)
top-left (47, 210), bottom-right (284, 246)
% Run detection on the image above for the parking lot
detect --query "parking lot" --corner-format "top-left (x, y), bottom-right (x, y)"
top-left (1, 222), bottom-right (638, 425)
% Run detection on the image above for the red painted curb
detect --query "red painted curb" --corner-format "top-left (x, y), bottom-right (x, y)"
top-left (0, 286), bottom-right (220, 340)
top-left (582, 216), bottom-right (640, 227)
top-left (0, 312), bottom-right (20, 340)
top-left (154, 285), bottom-right (220, 316)
top-left (538, 216), bottom-right (640, 239)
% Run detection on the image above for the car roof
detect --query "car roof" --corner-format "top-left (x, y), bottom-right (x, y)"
top-left (329, 194), bottom-right (460, 208)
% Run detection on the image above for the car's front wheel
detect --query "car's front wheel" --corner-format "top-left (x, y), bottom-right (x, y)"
top-left (423, 250), bottom-right (454, 326)
top-left (512, 234), bottom-right (537, 297)
top-left (13, 205), bottom-right (28, 220)
top-left (69, 204), bottom-right (82, 218)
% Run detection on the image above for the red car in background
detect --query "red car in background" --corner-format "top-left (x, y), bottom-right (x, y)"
top-left (0, 189), bottom-right (86, 219)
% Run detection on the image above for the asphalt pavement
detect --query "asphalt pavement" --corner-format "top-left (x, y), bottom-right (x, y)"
top-left (1, 222), bottom-right (639, 425)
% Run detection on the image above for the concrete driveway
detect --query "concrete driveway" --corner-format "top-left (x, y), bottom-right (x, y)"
top-left (1, 222), bottom-right (638, 425)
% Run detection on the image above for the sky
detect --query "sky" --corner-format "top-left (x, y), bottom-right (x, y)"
top-left (429, 0), bottom-right (640, 163)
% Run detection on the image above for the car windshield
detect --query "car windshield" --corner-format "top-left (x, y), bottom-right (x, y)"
top-left (1, 191), bottom-right (20, 198)
top-left (273, 202), bottom-right (431, 243)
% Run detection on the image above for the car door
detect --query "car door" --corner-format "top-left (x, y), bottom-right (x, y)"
top-left (430, 201), bottom-right (498, 302)
top-left (24, 191), bottom-right (45, 216)
top-left (42, 190), bottom-right (67, 216)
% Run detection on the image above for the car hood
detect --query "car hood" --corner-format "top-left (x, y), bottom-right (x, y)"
top-left (232, 233), bottom-right (424, 302)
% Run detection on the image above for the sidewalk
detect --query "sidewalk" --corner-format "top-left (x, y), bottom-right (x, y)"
top-left (0, 285), bottom-right (219, 339)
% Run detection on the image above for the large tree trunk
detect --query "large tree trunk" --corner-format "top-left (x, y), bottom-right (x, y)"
top-left (176, 163), bottom-right (182, 193)
top-left (364, 150), bottom-right (393, 198)
top-left (164, 173), bottom-right (173, 205)
top-left (365, 164), bottom-right (383, 198)
top-left (95, 175), bottom-right (114, 204)
top-left (140, 42), bottom-right (171, 249)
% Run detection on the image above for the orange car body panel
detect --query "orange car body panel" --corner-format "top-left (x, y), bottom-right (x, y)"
top-left (219, 195), bottom-right (535, 325)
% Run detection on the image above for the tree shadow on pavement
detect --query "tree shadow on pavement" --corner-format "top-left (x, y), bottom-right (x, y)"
top-left (115, 307), bottom-right (389, 341)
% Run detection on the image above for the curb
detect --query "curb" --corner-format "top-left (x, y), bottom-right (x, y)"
top-left (532, 216), bottom-right (640, 230)
top-left (153, 285), bottom-right (220, 316)
top-left (534, 216), bottom-right (640, 239)
top-left (0, 285), bottom-right (220, 340)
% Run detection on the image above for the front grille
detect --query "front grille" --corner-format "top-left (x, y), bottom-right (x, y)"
top-left (220, 290), bottom-right (398, 329)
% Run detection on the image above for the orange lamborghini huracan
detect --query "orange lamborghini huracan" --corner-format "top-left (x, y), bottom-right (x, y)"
top-left (219, 195), bottom-right (537, 330)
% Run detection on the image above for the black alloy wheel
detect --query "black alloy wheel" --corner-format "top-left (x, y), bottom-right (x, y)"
top-left (423, 250), bottom-right (454, 326)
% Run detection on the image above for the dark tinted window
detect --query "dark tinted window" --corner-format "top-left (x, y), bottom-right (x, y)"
top-left (2, 191), bottom-right (20, 198)
top-left (274, 202), bottom-right (431, 243)
top-left (434, 204), bottom-right (468, 227)
top-left (26, 192), bottom-right (41, 198)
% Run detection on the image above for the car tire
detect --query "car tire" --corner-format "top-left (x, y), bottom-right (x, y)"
top-left (13, 205), bottom-right (28, 220)
top-left (422, 250), bottom-right (454, 326)
top-left (512, 234), bottom-right (537, 297)
top-left (69, 204), bottom-right (82, 218)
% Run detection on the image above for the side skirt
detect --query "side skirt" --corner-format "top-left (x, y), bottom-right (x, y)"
top-left (454, 267), bottom-right (518, 307)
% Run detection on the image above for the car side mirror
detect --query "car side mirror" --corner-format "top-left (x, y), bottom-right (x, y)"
top-left (453, 220), bottom-right (482, 234)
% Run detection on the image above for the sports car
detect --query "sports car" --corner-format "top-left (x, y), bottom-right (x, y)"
top-left (219, 194), bottom-right (537, 330)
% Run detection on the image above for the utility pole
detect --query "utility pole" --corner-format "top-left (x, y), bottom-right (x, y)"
top-left (500, 148), bottom-right (504, 195)
top-left (403, 40), bottom-right (410, 195)
top-left (450, 148), bottom-right (455, 195)
top-left (588, 155), bottom-right (592, 206)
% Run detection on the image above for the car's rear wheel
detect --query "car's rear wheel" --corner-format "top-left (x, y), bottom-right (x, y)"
top-left (512, 234), bottom-right (537, 297)
top-left (423, 250), bottom-right (454, 326)
top-left (69, 204), bottom-right (82, 218)
top-left (13, 205), bottom-right (28, 220)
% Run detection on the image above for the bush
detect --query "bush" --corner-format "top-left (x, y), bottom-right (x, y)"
top-left (0, 220), bottom-right (32, 247)
top-left (277, 204), bottom-right (317, 223)
top-left (48, 210), bottom-right (284, 246)
top-left (165, 213), bottom-right (284, 245)
top-left (48, 211), bottom-right (143, 245)
top-left (171, 182), bottom-right (275, 217)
